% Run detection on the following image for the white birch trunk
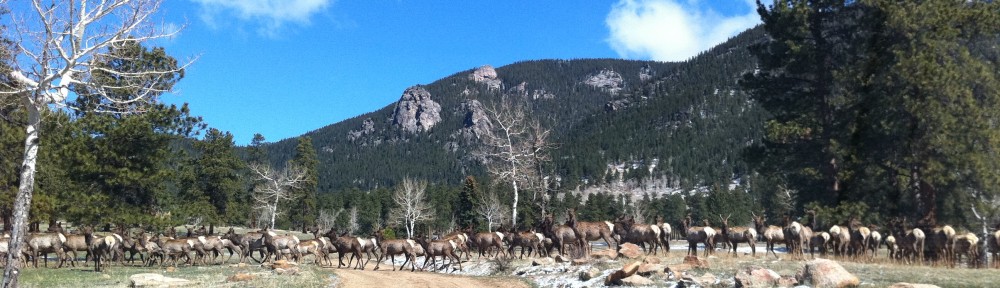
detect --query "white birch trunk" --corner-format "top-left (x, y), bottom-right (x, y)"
top-left (2, 104), bottom-right (41, 288)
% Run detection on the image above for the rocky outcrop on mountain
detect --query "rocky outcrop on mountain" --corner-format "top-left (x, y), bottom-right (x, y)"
top-left (509, 81), bottom-right (555, 100)
top-left (391, 86), bottom-right (441, 133)
top-left (347, 118), bottom-right (376, 142)
top-left (639, 64), bottom-right (655, 82)
top-left (584, 69), bottom-right (624, 94)
top-left (469, 65), bottom-right (502, 90)
top-left (451, 99), bottom-right (491, 141)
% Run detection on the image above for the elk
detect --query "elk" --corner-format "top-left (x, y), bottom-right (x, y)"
top-left (655, 216), bottom-right (672, 254)
top-left (260, 229), bottom-right (300, 263)
top-left (752, 212), bottom-right (785, 259)
top-left (926, 225), bottom-right (956, 266)
top-left (442, 227), bottom-right (472, 260)
top-left (222, 228), bottom-right (265, 263)
top-left (60, 227), bottom-right (96, 267)
top-left (539, 213), bottom-right (580, 257)
top-left (372, 229), bottom-right (418, 271)
top-left (415, 235), bottom-right (463, 272)
top-left (292, 237), bottom-right (328, 266)
top-left (88, 232), bottom-right (120, 272)
top-left (470, 230), bottom-right (506, 258)
top-left (681, 215), bottom-right (715, 257)
top-left (867, 227), bottom-right (882, 261)
top-left (356, 234), bottom-right (381, 266)
top-left (783, 215), bottom-right (808, 259)
top-left (149, 234), bottom-right (193, 267)
top-left (26, 230), bottom-right (68, 268)
top-left (952, 232), bottom-right (980, 268)
top-left (884, 234), bottom-right (899, 262)
top-left (828, 224), bottom-right (850, 258)
top-left (847, 217), bottom-right (871, 260)
top-left (566, 208), bottom-right (617, 255)
top-left (719, 214), bottom-right (756, 257)
top-left (326, 228), bottom-right (364, 269)
top-left (614, 215), bottom-right (661, 255)
top-left (893, 217), bottom-right (926, 265)
top-left (990, 224), bottom-right (1000, 269)
top-left (506, 229), bottom-right (545, 259)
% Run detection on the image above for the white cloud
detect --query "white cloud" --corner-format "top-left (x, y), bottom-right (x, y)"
top-left (606, 0), bottom-right (760, 62)
top-left (192, 0), bottom-right (333, 37)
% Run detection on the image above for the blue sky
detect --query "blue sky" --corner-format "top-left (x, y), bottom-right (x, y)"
top-left (150, 0), bottom-right (762, 145)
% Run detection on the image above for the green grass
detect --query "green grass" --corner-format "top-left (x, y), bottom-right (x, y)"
top-left (17, 264), bottom-right (335, 288)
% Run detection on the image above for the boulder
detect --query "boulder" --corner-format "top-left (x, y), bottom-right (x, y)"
top-left (778, 276), bottom-right (800, 287)
top-left (642, 256), bottom-right (662, 264)
top-left (619, 275), bottom-right (655, 286)
top-left (683, 255), bottom-right (709, 268)
top-left (571, 258), bottom-right (590, 266)
top-left (697, 273), bottom-right (719, 287)
top-left (532, 257), bottom-right (555, 266)
top-left (591, 249), bottom-right (618, 260)
top-left (272, 260), bottom-right (297, 270)
top-left (798, 259), bottom-right (860, 288)
top-left (665, 263), bottom-right (692, 278)
top-left (579, 267), bottom-right (600, 281)
top-left (227, 273), bottom-right (255, 282)
top-left (734, 267), bottom-right (782, 288)
top-left (605, 261), bottom-right (643, 286)
top-left (888, 283), bottom-right (942, 288)
top-left (129, 273), bottom-right (197, 288)
top-left (618, 243), bottom-right (643, 259)
top-left (637, 264), bottom-right (665, 276)
top-left (554, 254), bottom-right (571, 263)
top-left (274, 267), bottom-right (300, 275)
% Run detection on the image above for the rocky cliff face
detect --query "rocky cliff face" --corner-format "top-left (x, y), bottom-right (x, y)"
top-left (469, 65), bottom-right (503, 90)
top-left (584, 69), bottom-right (624, 94)
top-left (347, 118), bottom-right (376, 142)
top-left (391, 86), bottom-right (442, 133)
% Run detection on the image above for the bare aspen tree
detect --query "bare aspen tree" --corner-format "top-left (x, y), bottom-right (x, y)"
top-left (250, 163), bottom-right (308, 230)
top-left (347, 206), bottom-right (359, 235)
top-left (477, 95), bottom-right (552, 228)
top-left (475, 189), bottom-right (510, 232)
top-left (389, 177), bottom-right (435, 239)
top-left (0, 1), bottom-right (190, 285)
top-left (317, 208), bottom-right (344, 232)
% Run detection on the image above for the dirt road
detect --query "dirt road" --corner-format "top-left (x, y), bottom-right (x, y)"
top-left (332, 262), bottom-right (530, 288)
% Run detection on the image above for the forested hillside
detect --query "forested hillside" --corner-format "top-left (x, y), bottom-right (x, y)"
top-left (260, 28), bottom-right (767, 195)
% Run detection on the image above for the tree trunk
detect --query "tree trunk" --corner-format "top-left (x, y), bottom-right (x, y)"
top-left (511, 180), bottom-right (519, 230)
top-left (3, 105), bottom-right (41, 288)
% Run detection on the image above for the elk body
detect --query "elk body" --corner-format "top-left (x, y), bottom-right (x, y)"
top-left (614, 216), bottom-right (662, 255)
top-left (260, 229), bottom-right (301, 263)
top-left (60, 229), bottom-right (96, 267)
top-left (415, 236), bottom-right (463, 272)
top-left (655, 216), bottom-right (672, 254)
top-left (952, 232), bottom-right (979, 268)
top-left (150, 235), bottom-right (193, 267)
top-left (847, 218), bottom-right (871, 260)
top-left (506, 230), bottom-right (545, 259)
top-left (753, 214), bottom-right (785, 259)
top-left (470, 231), bottom-right (506, 258)
top-left (326, 229), bottom-right (364, 269)
top-left (539, 213), bottom-right (580, 257)
top-left (828, 225), bottom-right (850, 257)
top-left (681, 215), bottom-right (715, 257)
top-left (26, 231), bottom-right (68, 268)
top-left (372, 230), bottom-right (418, 271)
top-left (566, 208), bottom-right (616, 255)
top-left (718, 215), bottom-right (756, 257)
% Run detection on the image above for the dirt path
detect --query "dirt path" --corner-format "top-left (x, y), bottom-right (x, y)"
top-left (333, 262), bottom-right (529, 288)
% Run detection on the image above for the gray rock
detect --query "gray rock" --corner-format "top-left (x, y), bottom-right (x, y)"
top-left (583, 69), bottom-right (624, 94)
top-left (469, 65), bottom-right (502, 90)
top-left (391, 86), bottom-right (441, 133)
top-left (129, 273), bottom-right (197, 288)
top-left (579, 267), bottom-right (600, 281)
top-left (532, 257), bottom-right (555, 266)
top-left (619, 275), bottom-right (655, 286)
top-left (798, 258), bottom-right (860, 288)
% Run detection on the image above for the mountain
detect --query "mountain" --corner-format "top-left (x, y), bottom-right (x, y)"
top-left (261, 27), bottom-right (767, 194)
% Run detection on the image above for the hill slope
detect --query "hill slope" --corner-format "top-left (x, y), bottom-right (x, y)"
top-left (263, 27), bottom-right (766, 193)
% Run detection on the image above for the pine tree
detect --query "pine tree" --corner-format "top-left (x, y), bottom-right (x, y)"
top-left (288, 136), bottom-right (319, 230)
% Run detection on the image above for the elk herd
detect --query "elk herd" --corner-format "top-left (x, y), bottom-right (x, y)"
top-left (1, 209), bottom-right (999, 274)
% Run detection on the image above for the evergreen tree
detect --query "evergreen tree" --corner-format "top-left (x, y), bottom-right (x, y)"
top-left (194, 128), bottom-right (245, 224)
top-left (288, 136), bottom-right (319, 230)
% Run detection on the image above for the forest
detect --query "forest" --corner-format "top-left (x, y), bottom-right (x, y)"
top-left (1, 0), bottom-right (999, 242)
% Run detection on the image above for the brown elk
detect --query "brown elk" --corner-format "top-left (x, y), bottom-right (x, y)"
top-left (681, 215), bottom-right (715, 257)
top-left (260, 229), bottom-right (301, 263)
top-left (59, 226), bottom-right (97, 267)
top-left (952, 232), bottom-right (980, 268)
top-left (926, 224), bottom-right (956, 266)
top-left (415, 235), bottom-right (463, 272)
top-left (867, 227), bottom-right (882, 261)
top-left (884, 234), bottom-right (899, 262)
top-left (990, 224), bottom-right (1000, 269)
top-left (783, 215), bottom-right (808, 259)
top-left (470, 230), bottom-right (506, 258)
top-left (26, 230), bottom-right (68, 268)
top-left (292, 237), bottom-right (328, 265)
top-left (752, 212), bottom-right (785, 259)
top-left (326, 228), bottom-right (365, 269)
top-left (222, 228), bottom-right (266, 263)
top-left (372, 229), bottom-right (418, 271)
top-left (442, 227), bottom-right (472, 260)
top-left (655, 216), bottom-right (672, 254)
top-left (88, 232), bottom-right (120, 272)
top-left (506, 229), bottom-right (545, 259)
top-left (719, 214), bottom-right (756, 257)
top-left (892, 217), bottom-right (926, 265)
top-left (613, 215), bottom-right (662, 255)
top-left (539, 213), bottom-right (580, 257)
top-left (149, 234), bottom-right (193, 267)
top-left (846, 217), bottom-right (871, 261)
top-left (567, 208), bottom-right (617, 255)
